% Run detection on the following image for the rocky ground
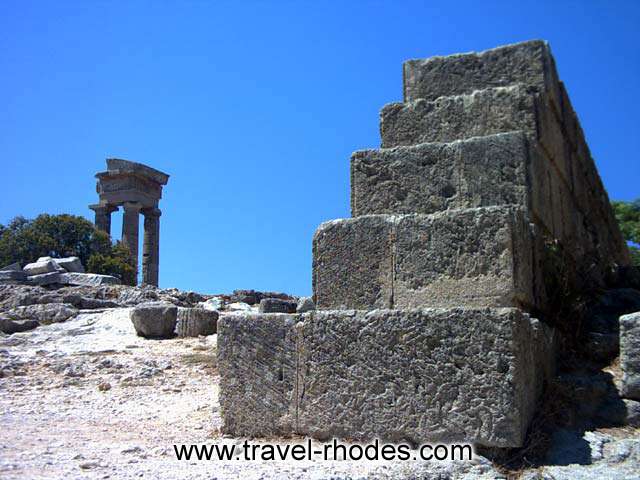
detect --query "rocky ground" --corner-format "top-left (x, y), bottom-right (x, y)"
top-left (0, 285), bottom-right (639, 479)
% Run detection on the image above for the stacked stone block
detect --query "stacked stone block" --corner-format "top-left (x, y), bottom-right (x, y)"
top-left (219, 41), bottom-right (629, 448)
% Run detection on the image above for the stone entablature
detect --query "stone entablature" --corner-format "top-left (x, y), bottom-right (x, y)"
top-left (89, 158), bottom-right (169, 286)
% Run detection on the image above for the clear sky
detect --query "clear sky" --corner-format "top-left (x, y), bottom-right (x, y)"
top-left (1, 1), bottom-right (638, 295)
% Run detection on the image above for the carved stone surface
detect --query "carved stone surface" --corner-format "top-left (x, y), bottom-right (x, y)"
top-left (175, 307), bottom-right (218, 337)
top-left (403, 40), bottom-right (561, 108)
top-left (351, 132), bottom-right (529, 217)
top-left (313, 206), bottom-right (534, 311)
top-left (217, 308), bottom-right (555, 448)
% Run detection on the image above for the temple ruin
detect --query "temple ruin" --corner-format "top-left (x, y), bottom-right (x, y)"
top-left (217, 40), bottom-right (631, 448)
top-left (89, 159), bottom-right (169, 286)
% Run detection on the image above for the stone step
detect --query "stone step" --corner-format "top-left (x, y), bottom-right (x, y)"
top-left (403, 40), bottom-right (561, 111)
top-left (312, 206), bottom-right (537, 311)
top-left (351, 131), bottom-right (530, 217)
top-left (218, 307), bottom-right (556, 448)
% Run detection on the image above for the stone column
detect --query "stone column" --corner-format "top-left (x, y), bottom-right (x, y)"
top-left (142, 207), bottom-right (161, 287)
top-left (89, 204), bottom-right (117, 236)
top-left (121, 201), bottom-right (142, 283)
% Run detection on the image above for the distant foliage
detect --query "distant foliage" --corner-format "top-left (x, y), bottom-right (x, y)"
top-left (0, 214), bottom-right (135, 284)
top-left (612, 199), bottom-right (640, 266)
top-left (86, 241), bottom-right (136, 286)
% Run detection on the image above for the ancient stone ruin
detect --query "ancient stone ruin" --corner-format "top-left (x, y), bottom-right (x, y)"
top-left (217, 41), bottom-right (631, 449)
top-left (89, 158), bottom-right (170, 286)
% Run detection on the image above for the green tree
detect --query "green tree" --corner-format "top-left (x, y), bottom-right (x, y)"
top-left (612, 199), bottom-right (640, 266)
top-left (0, 214), bottom-right (135, 284)
top-left (87, 242), bottom-right (136, 286)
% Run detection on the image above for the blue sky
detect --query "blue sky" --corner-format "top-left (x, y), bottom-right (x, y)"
top-left (1, 1), bottom-right (638, 295)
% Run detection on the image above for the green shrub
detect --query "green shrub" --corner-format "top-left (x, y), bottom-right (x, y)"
top-left (0, 214), bottom-right (135, 284)
top-left (612, 199), bottom-right (640, 266)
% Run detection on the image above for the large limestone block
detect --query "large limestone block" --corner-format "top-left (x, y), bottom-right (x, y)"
top-left (313, 207), bottom-right (534, 311)
top-left (175, 307), bottom-right (218, 337)
top-left (130, 301), bottom-right (177, 339)
top-left (53, 256), bottom-right (85, 273)
top-left (379, 84), bottom-right (567, 177)
top-left (394, 207), bottom-right (534, 309)
top-left (298, 308), bottom-right (553, 447)
top-left (217, 308), bottom-right (555, 448)
top-left (218, 313), bottom-right (298, 437)
top-left (312, 216), bottom-right (395, 310)
top-left (620, 312), bottom-right (640, 400)
top-left (403, 40), bottom-right (561, 110)
top-left (351, 132), bottom-right (529, 216)
top-left (23, 259), bottom-right (60, 276)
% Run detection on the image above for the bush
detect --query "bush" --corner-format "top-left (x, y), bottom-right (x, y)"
top-left (87, 242), bottom-right (136, 286)
top-left (0, 214), bottom-right (136, 284)
top-left (612, 199), bottom-right (640, 266)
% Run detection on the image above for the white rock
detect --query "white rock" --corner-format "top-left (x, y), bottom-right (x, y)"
top-left (226, 302), bottom-right (252, 312)
top-left (198, 297), bottom-right (223, 311)
top-left (59, 273), bottom-right (121, 287)
top-left (23, 260), bottom-right (59, 276)
top-left (53, 257), bottom-right (85, 273)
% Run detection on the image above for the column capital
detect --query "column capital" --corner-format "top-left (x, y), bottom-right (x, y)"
top-left (122, 201), bottom-right (143, 212)
top-left (89, 203), bottom-right (118, 214)
top-left (142, 207), bottom-right (162, 218)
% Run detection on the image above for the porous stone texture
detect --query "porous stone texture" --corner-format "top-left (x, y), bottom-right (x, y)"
top-left (175, 307), bottom-right (218, 337)
top-left (218, 308), bottom-right (555, 448)
top-left (218, 313), bottom-right (297, 437)
top-left (258, 298), bottom-right (297, 314)
top-left (130, 301), bottom-right (178, 339)
top-left (351, 132), bottom-right (529, 217)
top-left (313, 216), bottom-right (394, 310)
top-left (620, 312), bottom-right (640, 400)
top-left (296, 296), bottom-right (315, 313)
top-left (402, 40), bottom-right (560, 106)
top-left (313, 206), bottom-right (534, 310)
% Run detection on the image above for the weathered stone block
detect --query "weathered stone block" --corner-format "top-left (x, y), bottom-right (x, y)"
top-left (403, 40), bottom-right (561, 111)
top-left (620, 312), bottom-right (640, 400)
top-left (393, 207), bottom-right (534, 309)
top-left (27, 272), bottom-right (64, 286)
top-left (53, 256), bottom-right (85, 273)
top-left (59, 272), bottom-right (121, 287)
top-left (218, 308), bottom-right (555, 448)
top-left (351, 132), bottom-right (529, 216)
top-left (313, 207), bottom-right (534, 311)
top-left (130, 301), bottom-right (177, 339)
top-left (380, 85), bottom-right (567, 174)
top-left (175, 307), bottom-right (218, 337)
top-left (258, 298), bottom-right (297, 314)
top-left (218, 313), bottom-right (297, 437)
top-left (312, 216), bottom-right (394, 310)
top-left (23, 259), bottom-right (60, 276)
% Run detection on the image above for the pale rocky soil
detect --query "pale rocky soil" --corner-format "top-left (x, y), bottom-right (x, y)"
top-left (1, 308), bottom-right (639, 479)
